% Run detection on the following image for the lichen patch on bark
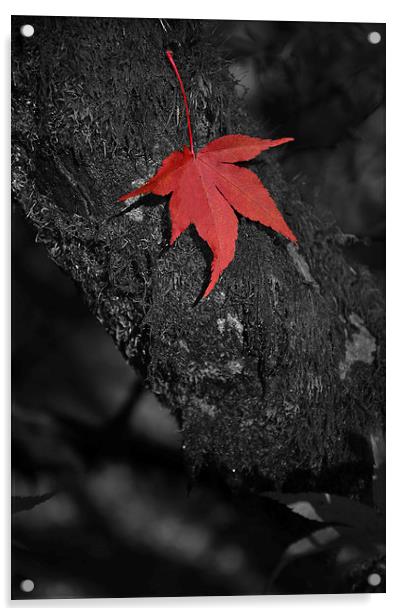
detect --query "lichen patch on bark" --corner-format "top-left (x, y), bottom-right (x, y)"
top-left (286, 243), bottom-right (319, 289)
top-left (127, 208), bottom-right (145, 223)
top-left (339, 313), bottom-right (377, 380)
top-left (217, 313), bottom-right (244, 343)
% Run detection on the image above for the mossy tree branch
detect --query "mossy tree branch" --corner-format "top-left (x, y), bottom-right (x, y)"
top-left (12, 16), bottom-right (385, 496)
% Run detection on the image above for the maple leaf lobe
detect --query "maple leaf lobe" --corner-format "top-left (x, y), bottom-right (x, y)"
top-left (119, 134), bottom-right (296, 297)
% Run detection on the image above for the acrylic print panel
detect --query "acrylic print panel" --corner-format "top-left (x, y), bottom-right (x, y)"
top-left (11, 15), bottom-right (385, 598)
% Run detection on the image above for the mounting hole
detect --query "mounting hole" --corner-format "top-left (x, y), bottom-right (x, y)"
top-left (20, 579), bottom-right (35, 593)
top-left (368, 31), bottom-right (381, 45)
top-left (367, 572), bottom-right (381, 587)
top-left (20, 24), bottom-right (34, 38)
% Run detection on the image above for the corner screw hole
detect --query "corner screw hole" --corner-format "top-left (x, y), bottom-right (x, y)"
top-left (368, 31), bottom-right (381, 45)
top-left (20, 24), bottom-right (34, 38)
top-left (20, 579), bottom-right (35, 593)
top-left (367, 573), bottom-right (381, 586)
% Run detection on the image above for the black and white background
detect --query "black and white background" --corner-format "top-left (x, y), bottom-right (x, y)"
top-left (11, 13), bottom-right (385, 601)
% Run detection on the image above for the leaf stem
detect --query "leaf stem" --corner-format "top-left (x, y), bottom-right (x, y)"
top-left (166, 50), bottom-right (195, 157)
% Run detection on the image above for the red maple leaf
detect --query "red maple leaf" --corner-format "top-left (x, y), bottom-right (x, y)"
top-left (119, 51), bottom-right (297, 297)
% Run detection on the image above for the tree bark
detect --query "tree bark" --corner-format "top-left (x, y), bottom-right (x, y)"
top-left (12, 16), bottom-right (385, 496)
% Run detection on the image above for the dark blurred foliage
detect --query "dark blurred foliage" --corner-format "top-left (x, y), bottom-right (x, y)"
top-left (220, 21), bottom-right (385, 291)
top-left (11, 19), bottom-right (385, 599)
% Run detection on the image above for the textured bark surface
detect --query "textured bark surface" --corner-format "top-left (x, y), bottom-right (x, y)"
top-left (12, 16), bottom-right (385, 496)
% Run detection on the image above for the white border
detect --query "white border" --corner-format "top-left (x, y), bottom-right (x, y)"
top-left (2, 1), bottom-right (401, 614)
top-left (1, 0), bottom-right (390, 22)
